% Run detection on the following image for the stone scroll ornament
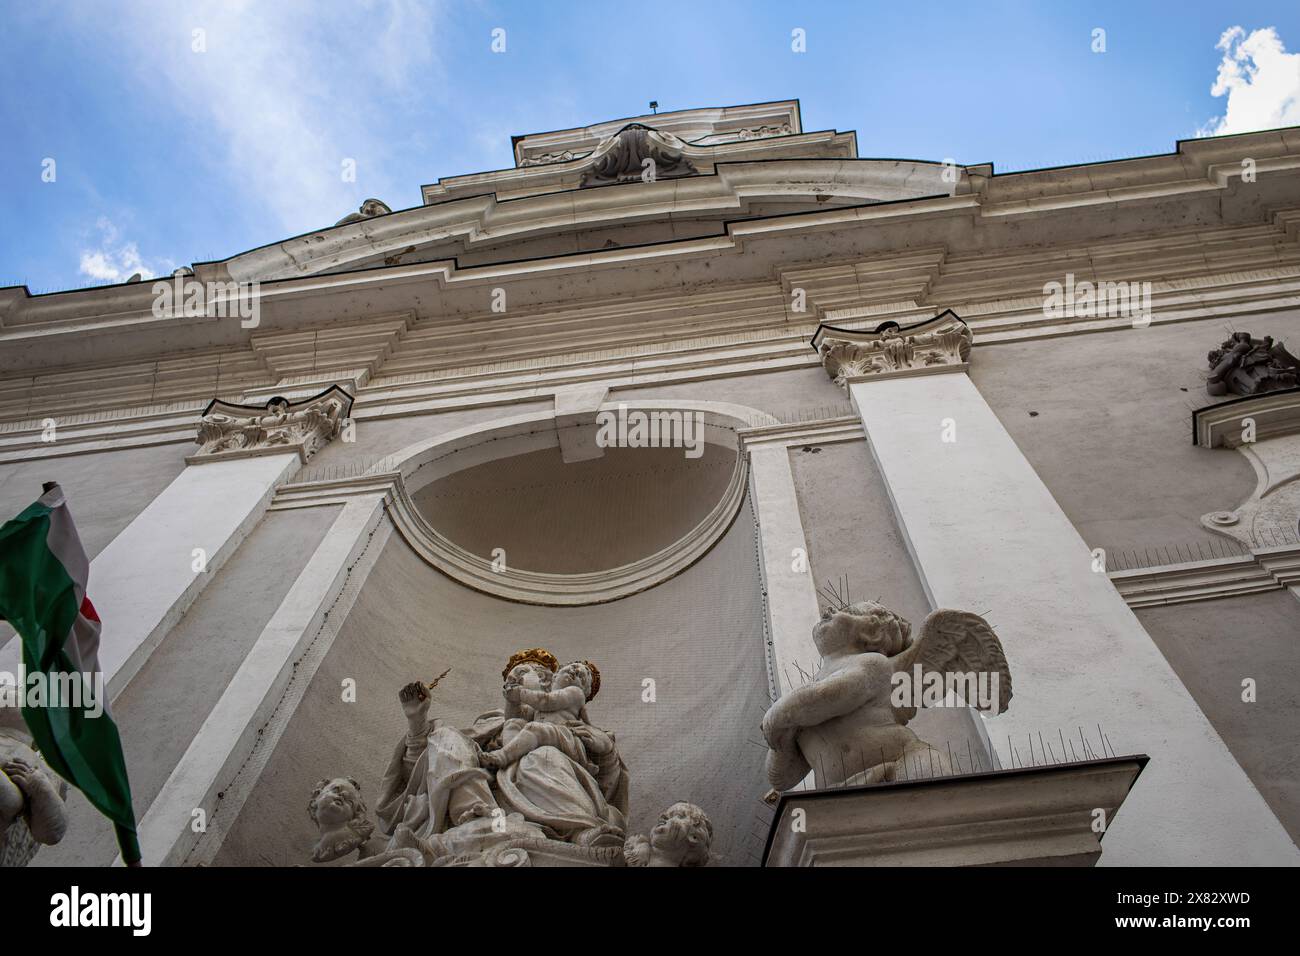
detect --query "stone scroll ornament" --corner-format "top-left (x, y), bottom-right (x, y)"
top-left (307, 651), bottom-right (713, 867)
top-left (1, 728), bottom-right (69, 867)
top-left (1206, 331), bottom-right (1300, 397)
top-left (760, 601), bottom-right (1012, 796)
top-left (814, 314), bottom-right (973, 387)
top-left (192, 387), bottom-right (351, 462)
top-left (579, 125), bottom-right (697, 187)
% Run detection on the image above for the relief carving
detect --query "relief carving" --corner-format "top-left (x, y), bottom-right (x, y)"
top-left (192, 387), bottom-right (352, 463)
top-left (814, 314), bottom-right (973, 386)
top-left (580, 125), bottom-right (697, 187)
top-left (1206, 331), bottom-right (1300, 397)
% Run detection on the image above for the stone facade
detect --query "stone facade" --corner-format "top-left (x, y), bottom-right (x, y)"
top-left (3, 100), bottom-right (1300, 867)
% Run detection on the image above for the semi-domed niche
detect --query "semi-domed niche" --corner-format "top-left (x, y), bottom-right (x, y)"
top-left (384, 403), bottom-right (759, 605)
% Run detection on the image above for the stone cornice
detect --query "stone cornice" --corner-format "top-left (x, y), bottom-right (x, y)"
top-left (6, 213), bottom-right (1300, 456)
top-left (8, 258), bottom-right (1300, 464)
top-left (812, 311), bottom-right (972, 386)
top-left (1109, 543), bottom-right (1300, 607)
top-left (6, 125), bottom-right (1298, 354)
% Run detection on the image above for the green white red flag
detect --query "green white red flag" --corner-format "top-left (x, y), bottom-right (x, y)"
top-left (0, 482), bottom-right (140, 864)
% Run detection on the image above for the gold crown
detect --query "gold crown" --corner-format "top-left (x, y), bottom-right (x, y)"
top-left (562, 660), bottom-right (601, 701)
top-left (502, 648), bottom-right (558, 680)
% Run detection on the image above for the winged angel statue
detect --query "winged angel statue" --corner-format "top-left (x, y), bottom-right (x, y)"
top-left (760, 600), bottom-right (1012, 793)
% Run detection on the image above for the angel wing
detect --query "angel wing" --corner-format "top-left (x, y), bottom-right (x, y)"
top-left (1268, 339), bottom-right (1300, 374)
top-left (892, 609), bottom-right (1012, 715)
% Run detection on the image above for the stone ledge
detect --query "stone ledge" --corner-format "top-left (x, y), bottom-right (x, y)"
top-left (763, 755), bottom-right (1147, 867)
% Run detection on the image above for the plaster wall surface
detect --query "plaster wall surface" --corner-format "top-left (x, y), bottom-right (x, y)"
top-left (1136, 589), bottom-right (1300, 845)
top-left (215, 497), bottom-right (770, 867)
top-left (969, 314), bottom-right (1300, 562)
top-left (0, 442), bottom-right (188, 559)
top-left (32, 505), bottom-right (339, 867)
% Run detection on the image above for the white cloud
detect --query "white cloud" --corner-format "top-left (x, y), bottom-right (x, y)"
top-left (78, 217), bottom-right (169, 283)
top-left (87, 1), bottom-right (445, 235)
top-left (1201, 26), bottom-right (1300, 136)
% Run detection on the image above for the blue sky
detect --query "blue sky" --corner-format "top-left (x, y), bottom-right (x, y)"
top-left (2, 0), bottom-right (1299, 294)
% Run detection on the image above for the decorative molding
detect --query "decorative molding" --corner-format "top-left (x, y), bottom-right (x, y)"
top-left (1200, 431), bottom-right (1300, 549)
top-left (811, 310), bottom-right (972, 386)
top-left (188, 386), bottom-right (353, 465)
top-left (269, 401), bottom-right (771, 606)
top-left (1108, 543), bottom-right (1300, 607)
top-left (737, 415), bottom-right (864, 451)
top-left (579, 125), bottom-right (698, 187)
top-left (1193, 385), bottom-right (1300, 447)
top-left (9, 218), bottom-right (1300, 461)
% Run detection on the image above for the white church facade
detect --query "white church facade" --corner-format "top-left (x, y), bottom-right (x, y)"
top-left (3, 100), bottom-right (1300, 867)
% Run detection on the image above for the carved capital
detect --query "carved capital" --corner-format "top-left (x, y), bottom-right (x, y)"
top-left (188, 385), bottom-right (353, 464)
top-left (811, 311), bottom-right (972, 387)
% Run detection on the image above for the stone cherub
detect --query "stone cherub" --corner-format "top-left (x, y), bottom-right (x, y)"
top-left (1, 728), bottom-right (68, 867)
top-left (624, 802), bottom-right (713, 867)
top-left (760, 601), bottom-right (1012, 794)
top-left (308, 776), bottom-right (384, 863)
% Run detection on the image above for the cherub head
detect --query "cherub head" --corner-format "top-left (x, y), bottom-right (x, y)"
top-left (625, 801), bottom-right (713, 867)
top-left (555, 660), bottom-right (599, 701)
top-left (308, 777), bottom-right (374, 863)
top-left (813, 600), bottom-right (912, 658)
top-left (504, 662), bottom-right (554, 693)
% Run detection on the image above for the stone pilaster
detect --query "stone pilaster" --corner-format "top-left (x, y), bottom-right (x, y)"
top-left (814, 311), bottom-right (1300, 864)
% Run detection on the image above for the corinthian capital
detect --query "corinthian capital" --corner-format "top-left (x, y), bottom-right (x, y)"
top-left (189, 385), bottom-right (353, 464)
top-left (811, 311), bottom-right (972, 387)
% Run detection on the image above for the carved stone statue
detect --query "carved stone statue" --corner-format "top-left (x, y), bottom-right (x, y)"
top-left (308, 776), bottom-right (382, 863)
top-left (1207, 331), bottom-right (1300, 396)
top-left (373, 648), bottom-right (629, 865)
top-left (1, 728), bottom-right (68, 867)
top-left (760, 602), bottom-right (1012, 793)
top-left (334, 198), bottom-right (392, 226)
top-left (624, 801), bottom-right (713, 867)
top-left (311, 650), bottom-right (712, 867)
